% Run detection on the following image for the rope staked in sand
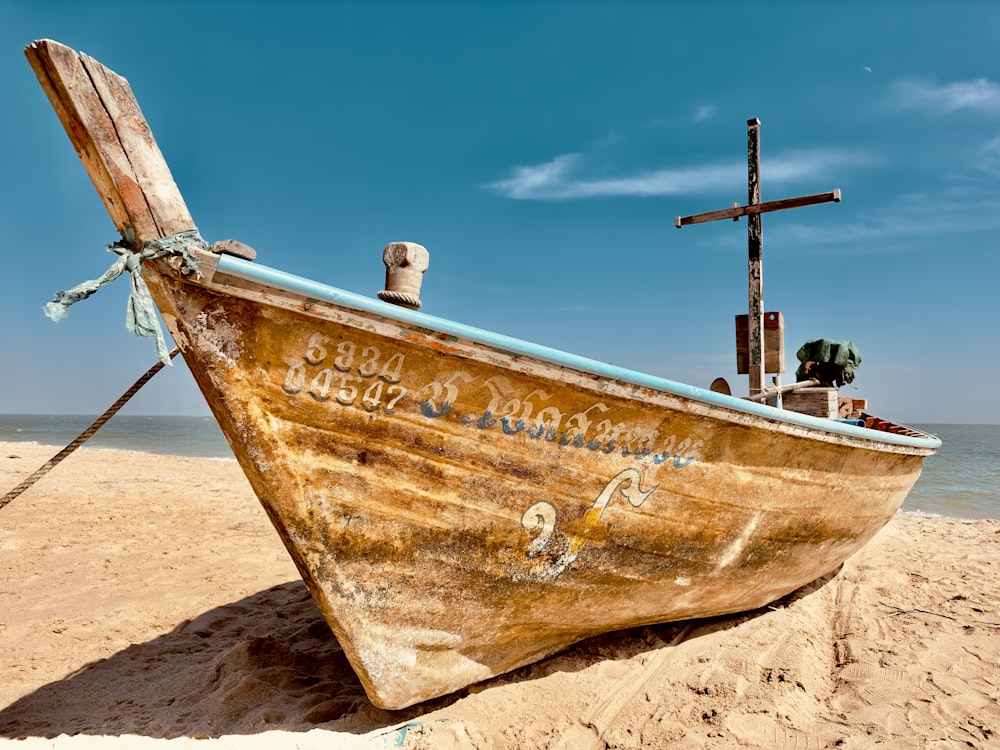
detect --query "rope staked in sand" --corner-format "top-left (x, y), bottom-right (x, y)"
top-left (0, 349), bottom-right (179, 510)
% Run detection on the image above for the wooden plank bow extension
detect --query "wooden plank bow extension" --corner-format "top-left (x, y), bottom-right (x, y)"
top-left (25, 40), bottom-right (195, 245)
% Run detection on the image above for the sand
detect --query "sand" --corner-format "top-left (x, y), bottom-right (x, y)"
top-left (0, 441), bottom-right (997, 749)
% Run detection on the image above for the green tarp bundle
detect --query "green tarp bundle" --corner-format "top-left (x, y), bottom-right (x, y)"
top-left (795, 338), bottom-right (862, 385)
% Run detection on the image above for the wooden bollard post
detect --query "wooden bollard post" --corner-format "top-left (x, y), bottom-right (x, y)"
top-left (377, 242), bottom-right (429, 310)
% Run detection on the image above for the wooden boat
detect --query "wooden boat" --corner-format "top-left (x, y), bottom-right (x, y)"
top-left (25, 40), bottom-right (940, 710)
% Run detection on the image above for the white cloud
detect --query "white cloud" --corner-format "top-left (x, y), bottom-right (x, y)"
top-left (487, 154), bottom-right (582, 199)
top-left (770, 187), bottom-right (1000, 254)
top-left (487, 148), bottom-right (876, 201)
top-left (693, 105), bottom-right (716, 123)
top-left (892, 77), bottom-right (1000, 114)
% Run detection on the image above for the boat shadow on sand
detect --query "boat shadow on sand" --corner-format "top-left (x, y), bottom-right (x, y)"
top-left (0, 570), bottom-right (840, 740)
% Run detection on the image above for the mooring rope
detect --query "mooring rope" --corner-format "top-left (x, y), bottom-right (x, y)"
top-left (0, 348), bottom-right (180, 510)
top-left (44, 230), bottom-right (205, 365)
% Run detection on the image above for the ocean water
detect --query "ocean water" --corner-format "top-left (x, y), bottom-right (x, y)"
top-left (0, 416), bottom-right (995, 519)
top-left (0, 414), bottom-right (231, 459)
top-left (905, 424), bottom-right (999, 520)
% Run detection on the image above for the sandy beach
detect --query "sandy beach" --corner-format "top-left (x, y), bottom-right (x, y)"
top-left (0, 441), bottom-right (997, 749)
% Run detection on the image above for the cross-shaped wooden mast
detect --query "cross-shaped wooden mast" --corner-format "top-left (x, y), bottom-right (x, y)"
top-left (675, 118), bottom-right (841, 395)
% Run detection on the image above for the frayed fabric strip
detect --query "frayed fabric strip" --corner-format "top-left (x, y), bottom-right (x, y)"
top-left (44, 229), bottom-right (206, 365)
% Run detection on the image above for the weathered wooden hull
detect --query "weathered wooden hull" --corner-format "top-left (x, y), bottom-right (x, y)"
top-left (145, 250), bottom-right (936, 709)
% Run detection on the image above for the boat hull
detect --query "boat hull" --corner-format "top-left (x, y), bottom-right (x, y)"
top-left (146, 253), bottom-right (933, 709)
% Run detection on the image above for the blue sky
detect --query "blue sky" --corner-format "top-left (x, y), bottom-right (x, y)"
top-left (1, 1), bottom-right (998, 423)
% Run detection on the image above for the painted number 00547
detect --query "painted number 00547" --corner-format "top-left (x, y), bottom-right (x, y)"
top-left (282, 333), bottom-right (407, 414)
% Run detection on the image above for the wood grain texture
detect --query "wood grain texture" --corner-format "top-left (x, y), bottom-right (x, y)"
top-left (25, 40), bottom-right (193, 243)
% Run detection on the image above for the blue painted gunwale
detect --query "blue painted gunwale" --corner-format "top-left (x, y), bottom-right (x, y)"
top-left (214, 254), bottom-right (940, 453)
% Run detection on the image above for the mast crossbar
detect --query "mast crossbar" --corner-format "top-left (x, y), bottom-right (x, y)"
top-left (675, 189), bottom-right (841, 228)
